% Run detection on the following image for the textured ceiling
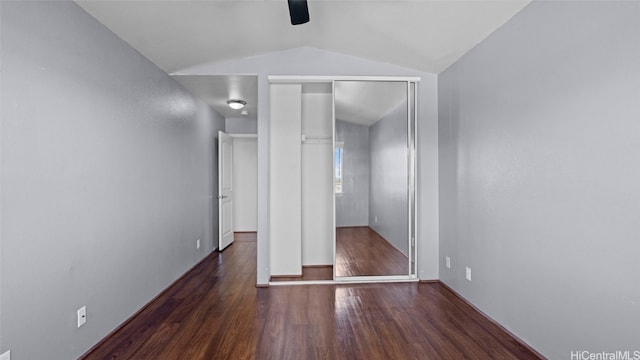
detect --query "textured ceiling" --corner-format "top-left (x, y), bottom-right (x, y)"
top-left (76, 0), bottom-right (531, 74)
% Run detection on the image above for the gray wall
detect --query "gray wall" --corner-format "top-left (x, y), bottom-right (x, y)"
top-left (225, 117), bottom-right (257, 134)
top-left (0, 2), bottom-right (224, 358)
top-left (369, 104), bottom-right (409, 255)
top-left (335, 120), bottom-right (369, 227)
top-left (0, 2), bottom-right (3, 352)
top-left (438, 1), bottom-right (640, 358)
top-left (177, 47), bottom-right (440, 283)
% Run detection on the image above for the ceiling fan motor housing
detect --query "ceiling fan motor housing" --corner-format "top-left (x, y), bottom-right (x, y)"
top-left (288, 0), bottom-right (310, 25)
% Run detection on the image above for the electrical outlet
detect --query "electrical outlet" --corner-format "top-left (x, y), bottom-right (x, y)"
top-left (445, 256), bottom-right (451, 269)
top-left (465, 267), bottom-right (472, 282)
top-left (0, 350), bottom-right (11, 360)
top-left (77, 306), bottom-right (87, 328)
top-left (374, 216), bottom-right (378, 223)
top-left (196, 239), bottom-right (201, 249)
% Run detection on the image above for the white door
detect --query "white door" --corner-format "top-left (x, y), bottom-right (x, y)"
top-left (218, 131), bottom-right (234, 251)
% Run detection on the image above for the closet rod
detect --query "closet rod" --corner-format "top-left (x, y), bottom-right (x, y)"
top-left (301, 134), bottom-right (331, 141)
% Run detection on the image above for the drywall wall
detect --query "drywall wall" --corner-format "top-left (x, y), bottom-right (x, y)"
top-left (301, 93), bottom-right (333, 266)
top-left (176, 46), bottom-right (439, 283)
top-left (335, 120), bottom-right (370, 227)
top-left (438, 1), bottom-right (640, 358)
top-left (226, 117), bottom-right (257, 134)
top-left (369, 104), bottom-right (409, 256)
top-left (232, 137), bottom-right (257, 232)
top-left (0, 2), bottom-right (224, 358)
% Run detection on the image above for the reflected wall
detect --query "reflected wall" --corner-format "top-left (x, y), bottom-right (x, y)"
top-left (335, 120), bottom-right (370, 227)
top-left (369, 102), bottom-right (409, 256)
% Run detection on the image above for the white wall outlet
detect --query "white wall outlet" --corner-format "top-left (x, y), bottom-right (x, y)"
top-left (0, 350), bottom-right (11, 360)
top-left (374, 216), bottom-right (378, 223)
top-left (77, 306), bottom-right (87, 328)
top-left (445, 256), bottom-right (451, 269)
top-left (465, 267), bottom-right (472, 281)
top-left (196, 239), bottom-right (201, 249)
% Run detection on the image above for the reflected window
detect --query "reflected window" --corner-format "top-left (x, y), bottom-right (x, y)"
top-left (335, 143), bottom-right (344, 194)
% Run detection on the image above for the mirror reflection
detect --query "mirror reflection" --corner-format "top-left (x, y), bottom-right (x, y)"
top-left (334, 81), bottom-right (413, 277)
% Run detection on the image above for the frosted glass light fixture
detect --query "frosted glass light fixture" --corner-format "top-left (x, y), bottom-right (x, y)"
top-left (226, 99), bottom-right (246, 110)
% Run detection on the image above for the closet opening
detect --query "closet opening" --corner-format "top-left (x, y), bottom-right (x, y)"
top-left (268, 76), bottom-right (419, 285)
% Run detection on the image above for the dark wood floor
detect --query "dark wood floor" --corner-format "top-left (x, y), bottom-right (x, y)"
top-left (272, 226), bottom-right (409, 282)
top-left (271, 266), bottom-right (334, 282)
top-left (336, 226), bottom-right (409, 277)
top-left (82, 232), bottom-right (542, 359)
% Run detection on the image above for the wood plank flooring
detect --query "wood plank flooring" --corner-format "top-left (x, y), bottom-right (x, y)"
top-left (272, 226), bottom-right (409, 281)
top-left (270, 266), bottom-right (333, 282)
top-left (82, 232), bottom-right (542, 359)
top-left (336, 226), bottom-right (409, 277)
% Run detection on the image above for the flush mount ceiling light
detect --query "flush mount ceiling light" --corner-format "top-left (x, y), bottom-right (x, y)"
top-left (226, 99), bottom-right (246, 110)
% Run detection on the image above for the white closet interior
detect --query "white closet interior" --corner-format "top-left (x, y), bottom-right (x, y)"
top-left (300, 84), bottom-right (334, 266)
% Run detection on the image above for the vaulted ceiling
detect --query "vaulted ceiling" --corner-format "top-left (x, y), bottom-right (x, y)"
top-left (76, 0), bottom-right (531, 75)
top-left (76, 1), bottom-right (531, 124)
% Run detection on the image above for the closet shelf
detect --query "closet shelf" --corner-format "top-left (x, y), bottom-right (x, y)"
top-left (301, 134), bottom-right (332, 144)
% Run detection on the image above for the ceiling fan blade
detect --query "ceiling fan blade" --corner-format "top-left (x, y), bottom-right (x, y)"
top-left (288, 0), bottom-right (309, 25)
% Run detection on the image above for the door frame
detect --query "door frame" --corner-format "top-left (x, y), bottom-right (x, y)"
top-left (267, 75), bottom-right (420, 286)
top-left (218, 131), bottom-right (234, 251)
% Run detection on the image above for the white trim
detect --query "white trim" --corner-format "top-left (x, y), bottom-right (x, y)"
top-left (269, 278), bottom-right (419, 286)
top-left (228, 133), bottom-right (257, 138)
top-left (335, 275), bottom-right (418, 282)
top-left (407, 81), bottom-right (412, 276)
top-left (269, 280), bottom-right (336, 286)
top-left (413, 82), bottom-right (419, 277)
top-left (268, 75), bottom-right (421, 83)
top-left (0, 3), bottom-right (3, 345)
top-left (332, 80), bottom-right (337, 280)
